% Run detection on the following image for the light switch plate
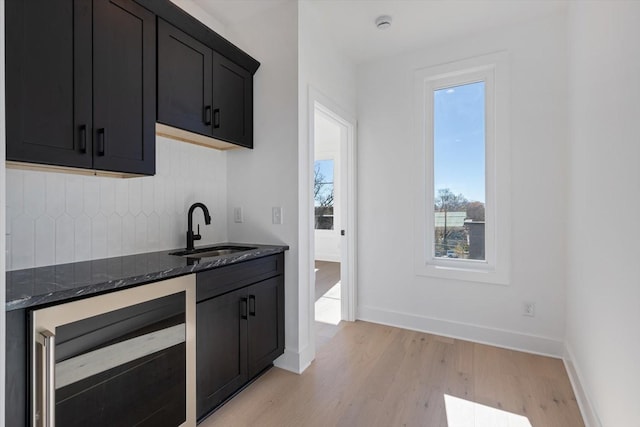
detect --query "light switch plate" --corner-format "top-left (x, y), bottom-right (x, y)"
top-left (234, 207), bottom-right (243, 223)
top-left (272, 207), bottom-right (283, 224)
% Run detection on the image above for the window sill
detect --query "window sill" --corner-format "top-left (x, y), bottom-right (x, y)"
top-left (416, 259), bottom-right (509, 285)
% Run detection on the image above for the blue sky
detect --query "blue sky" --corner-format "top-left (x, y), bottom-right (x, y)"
top-left (315, 159), bottom-right (334, 182)
top-left (315, 159), bottom-right (334, 206)
top-left (433, 81), bottom-right (485, 203)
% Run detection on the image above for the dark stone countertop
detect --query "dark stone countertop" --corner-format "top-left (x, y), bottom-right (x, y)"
top-left (5, 243), bottom-right (288, 311)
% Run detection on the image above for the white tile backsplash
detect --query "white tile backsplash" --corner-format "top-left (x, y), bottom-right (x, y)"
top-left (74, 214), bottom-right (92, 262)
top-left (107, 214), bottom-right (123, 257)
top-left (115, 179), bottom-right (129, 216)
top-left (122, 213), bottom-right (136, 255)
top-left (55, 214), bottom-right (75, 265)
top-left (134, 213), bottom-right (148, 253)
top-left (91, 214), bottom-right (108, 259)
top-left (12, 216), bottom-right (35, 268)
top-left (65, 177), bottom-right (84, 218)
top-left (24, 172), bottom-right (46, 219)
top-left (7, 170), bottom-right (24, 220)
top-left (35, 215), bottom-right (56, 267)
top-left (128, 179), bottom-right (142, 216)
top-left (6, 136), bottom-right (228, 270)
top-left (46, 173), bottom-right (66, 218)
top-left (83, 179), bottom-right (100, 218)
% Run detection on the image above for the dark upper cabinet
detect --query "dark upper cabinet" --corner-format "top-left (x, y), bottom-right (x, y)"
top-left (212, 53), bottom-right (253, 148)
top-left (6, 0), bottom-right (93, 169)
top-left (156, 18), bottom-right (255, 149)
top-left (157, 18), bottom-right (213, 137)
top-left (93, 0), bottom-right (156, 175)
top-left (5, 0), bottom-right (156, 175)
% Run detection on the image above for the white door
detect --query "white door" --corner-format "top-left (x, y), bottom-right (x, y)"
top-left (311, 96), bottom-right (356, 323)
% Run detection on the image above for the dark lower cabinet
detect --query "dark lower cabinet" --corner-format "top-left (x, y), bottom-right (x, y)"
top-left (5, 254), bottom-right (285, 426)
top-left (196, 255), bottom-right (285, 421)
top-left (196, 287), bottom-right (248, 418)
top-left (5, 0), bottom-right (156, 175)
top-left (5, 309), bottom-right (28, 427)
top-left (246, 277), bottom-right (285, 378)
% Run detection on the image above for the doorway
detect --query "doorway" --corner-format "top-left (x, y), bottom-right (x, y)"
top-left (310, 94), bottom-right (356, 351)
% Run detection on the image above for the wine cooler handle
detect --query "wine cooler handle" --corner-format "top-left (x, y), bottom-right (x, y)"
top-left (37, 329), bottom-right (56, 427)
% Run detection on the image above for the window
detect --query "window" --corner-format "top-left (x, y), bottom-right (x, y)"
top-left (434, 81), bottom-right (486, 261)
top-left (314, 159), bottom-right (334, 230)
top-left (414, 52), bottom-right (510, 284)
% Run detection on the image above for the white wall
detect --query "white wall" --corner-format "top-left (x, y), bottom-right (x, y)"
top-left (170, 0), bottom-right (228, 37)
top-left (6, 136), bottom-right (228, 270)
top-left (219, 2), bottom-right (303, 372)
top-left (216, 0), bottom-right (358, 372)
top-left (356, 13), bottom-right (569, 356)
top-left (298, 0), bottom-right (357, 367)
top-left (565, 2), bottom-right (640, 426)
top-left (298, 1), bottom-right (357, 115)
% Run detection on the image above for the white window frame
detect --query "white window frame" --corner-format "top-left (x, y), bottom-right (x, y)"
top-left (414, 52), bottom-right (510, 285)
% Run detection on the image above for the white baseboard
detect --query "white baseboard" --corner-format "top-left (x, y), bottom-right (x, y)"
top-left (563, 344), bottom-right (602, 427)
top-left (273, 345), bottom-right (314, 374)
top-left (358, 305), bottom-right (564, 358)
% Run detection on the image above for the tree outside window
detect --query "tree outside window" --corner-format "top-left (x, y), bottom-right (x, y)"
top-left (434, 188), bottom-right (485, 260)
top-left (314, 159), bottom-right (334, 230)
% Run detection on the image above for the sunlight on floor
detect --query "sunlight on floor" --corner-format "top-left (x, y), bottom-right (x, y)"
top-left (444, 394), bottom-right (533, 427)
top-left (315, 281), bottom-right (341, 325)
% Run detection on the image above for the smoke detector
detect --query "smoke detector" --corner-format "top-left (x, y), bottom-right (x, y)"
top-left (375, 15), bottom-right (392, 30)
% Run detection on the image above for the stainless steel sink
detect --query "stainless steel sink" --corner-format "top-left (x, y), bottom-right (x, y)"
top-left (169, 245), bottom-right (256, 259)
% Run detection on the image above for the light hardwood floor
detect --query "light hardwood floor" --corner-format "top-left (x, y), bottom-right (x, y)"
top-left (315, 261), bottom-right (342, 351)
top-left (200, 321), bottom-right (584, 427)
top-left (315, 261), bottom-right (341, 301)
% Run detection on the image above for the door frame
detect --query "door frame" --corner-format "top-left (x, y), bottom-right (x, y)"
top-left (308, 87), bottom-right (357, 325)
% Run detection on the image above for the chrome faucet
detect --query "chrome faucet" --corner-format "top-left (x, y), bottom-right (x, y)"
top-left (186, 202), bottom-right (211, 251)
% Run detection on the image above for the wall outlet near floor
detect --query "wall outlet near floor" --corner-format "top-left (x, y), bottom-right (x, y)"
top-left (272, 206), bottom-right (283, 224)
top-left (234, 207), bottom-right (244, 223)
top-left (523, 302), bottom-right (536, 317)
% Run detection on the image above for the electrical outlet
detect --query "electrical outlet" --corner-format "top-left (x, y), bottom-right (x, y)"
top-left (234, 207), bottom-right (243, 223)
top-left (272, 207), bottom-right (283, 224)
top-left (523, 302), bottom-right (535, 317)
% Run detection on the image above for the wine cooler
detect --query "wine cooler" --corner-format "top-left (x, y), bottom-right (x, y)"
top-left (31, 276), bottom-right (196, 427)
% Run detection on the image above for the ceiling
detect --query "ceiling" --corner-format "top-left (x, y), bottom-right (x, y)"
top-left (193, 0), bottom-right (567, 64)
top-left (192, 0), bottom-right (293, 27)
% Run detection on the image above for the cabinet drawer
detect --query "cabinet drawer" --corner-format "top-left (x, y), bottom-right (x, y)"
top-left (196, 254), bottom-right (283, 301)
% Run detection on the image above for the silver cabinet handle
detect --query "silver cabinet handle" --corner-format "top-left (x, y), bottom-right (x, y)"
top-left (37, 330), bottom-right (56, 427)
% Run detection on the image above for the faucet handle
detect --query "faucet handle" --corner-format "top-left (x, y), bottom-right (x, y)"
top-left (194, 224), bottom-right (202, 241)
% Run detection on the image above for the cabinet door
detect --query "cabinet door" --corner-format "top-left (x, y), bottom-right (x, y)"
top-left (93, 0), bottom-right (156, 175)
top-left (247, 276), bottom-right (285, 378)
top-left (5, 0), bottom-right (92, 168)
top-left (158, 19), bottom-right (213, 137)
top-left (196, 288), bottom-right (248, 420)
top-left (212, 53), bottom-right (253, 148)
